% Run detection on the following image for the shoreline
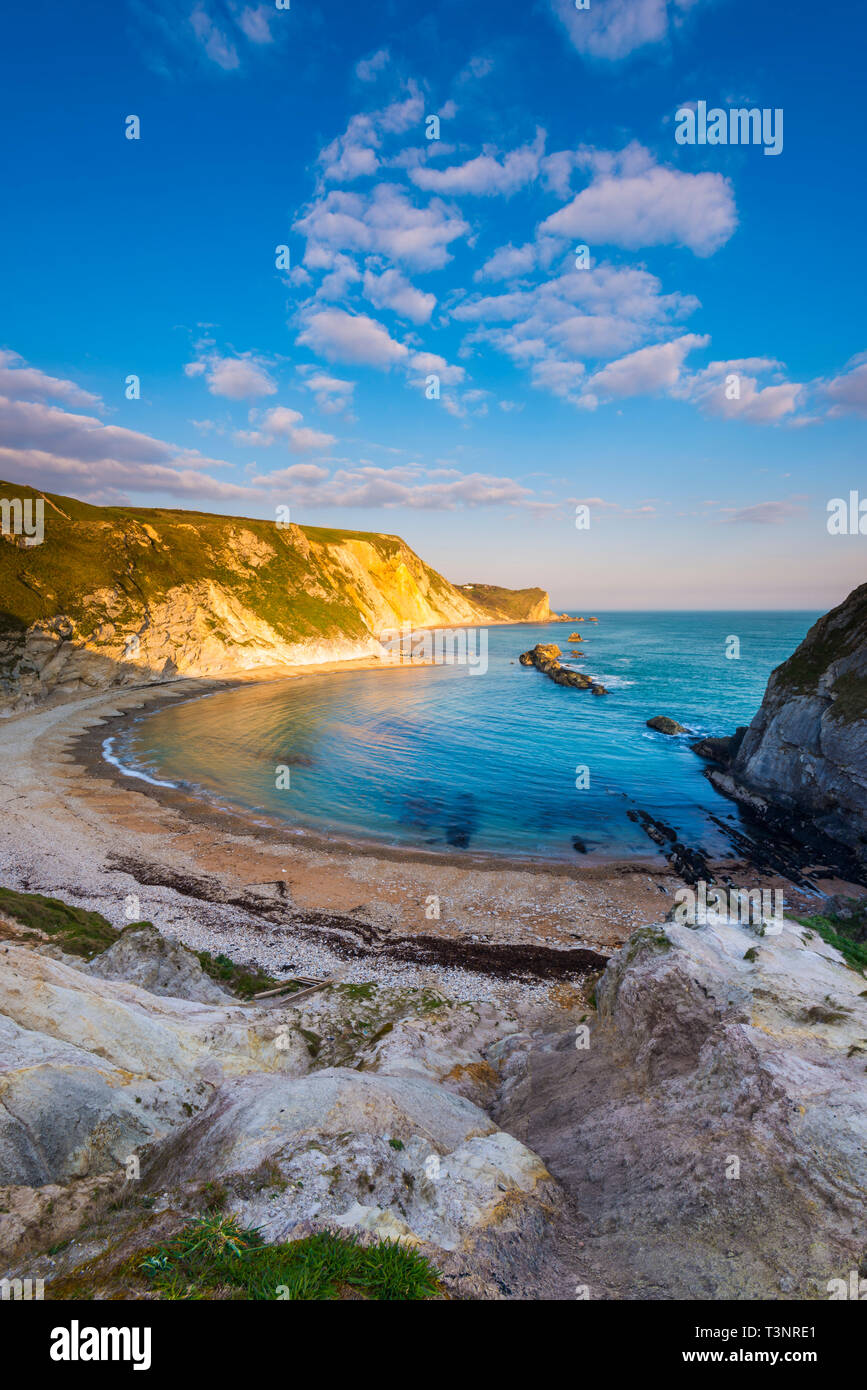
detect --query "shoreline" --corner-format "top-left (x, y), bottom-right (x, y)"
top-left (0, 660), bottom-right (859, 1007)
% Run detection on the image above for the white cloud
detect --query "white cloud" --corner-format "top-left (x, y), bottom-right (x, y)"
top-left (410, 130), bottom-right (546, 196)
top-left (586, 333), bottom-right (708, 398)
top-left (475, 242), bottom-right (538, 282)
top-left (824, 353), bottom-right (867, 417)
top-left (408, 351), bottom-right (465, 386)
top-left (237, 405), bottom-right (336, 452)
top-left (0, 395), bottom-right (254, 501)
top-left (237, 5), bottom-right (274, 43)
top-left (299, 369), bottom-right (356, 414)
top-left (250, 462), bottom-right (531, 510)
top-left (677, 358), bottom-right (804, 422)
top-left (363, 267), bottom-right (436, 323)
top-left (318, 85), bottom-right (425, 183)
top-left (185, 351), bottom-right (278, 400)
top-left (0, 349), bottom-right (102, 407)
top-left (540, 151), bottom-right (736, 256)
top-left (721, 501), bottom-right (806, 525)
top-left (297, 308), bottom-right (410, 368)
top-left (296, 184), bottom-right (470, 271)
top-left (547, 0), bottom-right (705, 61)
top-left (190, 6), bottom-right (239, 70)
top-left (355, 48), bottom-right (390, 82)
top-left (454, 262), bottom-right (700, 395)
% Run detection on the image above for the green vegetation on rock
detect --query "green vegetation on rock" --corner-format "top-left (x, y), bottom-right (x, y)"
top-left (795, 909), bottom-right (867, 974)
top-left (0, 886), bottom-right (121, 958)
top-left (134, 1213), bottom-right (442, 1301)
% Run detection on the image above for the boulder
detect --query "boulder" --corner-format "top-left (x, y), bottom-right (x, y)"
top-left (87, 923), bottom-right (233, 1004)
top-left (646, 716), bottom-right (687, 735)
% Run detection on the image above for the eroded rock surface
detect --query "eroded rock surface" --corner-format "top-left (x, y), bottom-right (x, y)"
top-left (495, 916), bottom-right (867, 1299)
top-left (710, 583), bottom-right (867, 869)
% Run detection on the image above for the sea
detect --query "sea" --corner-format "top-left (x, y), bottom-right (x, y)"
top-left (104, 612), bottom-right (820, 862)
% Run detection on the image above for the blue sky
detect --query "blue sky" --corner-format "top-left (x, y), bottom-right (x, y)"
top-left (1, 0), bottom-right (865, 608)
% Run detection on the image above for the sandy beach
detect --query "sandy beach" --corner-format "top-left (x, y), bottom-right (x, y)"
top-left (0, 659), bottom-right (849, 1015)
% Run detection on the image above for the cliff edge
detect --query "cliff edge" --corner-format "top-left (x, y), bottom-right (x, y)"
top-left (703, 583), bottom-right (867, 869)
top-left (0, 483), bottom-right (551, 711)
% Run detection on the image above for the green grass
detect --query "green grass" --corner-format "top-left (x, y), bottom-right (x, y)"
top-left (0, 884), bottom-right (286, 995)
top-left (796, 911), bottom-right (867, 974)
top-left (0, 886), bottom-right (122, 958)
top-left (136, 1214), bottom-right (442, 1301)
top-left (195, 949), bottom-right (283, 999)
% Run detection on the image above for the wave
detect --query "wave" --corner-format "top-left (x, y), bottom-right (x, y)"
top-left (102, 736), bottom-right (178, 788)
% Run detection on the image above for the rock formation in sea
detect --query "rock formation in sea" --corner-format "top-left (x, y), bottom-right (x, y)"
top-left (518, 642), bottom-right (607, 694)
top-left (698, 583), bottom-right (867, 870)
top-left (647, 716), bottom-right (688, 735)
top-left (0, 482), bottom-right (552, 713)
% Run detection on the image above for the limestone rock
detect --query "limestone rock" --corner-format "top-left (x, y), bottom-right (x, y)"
top-left (496, 914), bottom-right (867, 1298)
top-left (714, 583), bottom-right (867, 867)
top-left (87, 923), bottom-right (233, 1004)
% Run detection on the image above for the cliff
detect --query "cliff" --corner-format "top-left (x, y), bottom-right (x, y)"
top-left (703, 583), bottom-right (867, 869)
top-left (457, 583), bottom-right (550, 623)
top-left (0, 483), bottom-right (550, 711)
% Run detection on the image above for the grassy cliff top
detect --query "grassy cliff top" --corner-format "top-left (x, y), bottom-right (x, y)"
top-left (0, 482), bottom-right (547, 644)
top-left (457, 582), bottom-right (549, 621)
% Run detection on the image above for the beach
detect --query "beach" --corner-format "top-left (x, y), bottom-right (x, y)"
top-left (0, 660), bottom-right (847, 1013)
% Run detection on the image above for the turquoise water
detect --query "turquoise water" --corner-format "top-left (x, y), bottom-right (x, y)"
top-left (110, 613), bottom-right (819, 861)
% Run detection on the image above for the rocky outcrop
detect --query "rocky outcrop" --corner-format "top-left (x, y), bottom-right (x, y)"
top-left (691, 727), bottom-right (748, 764)
top-left (519, 643), bottom-right (607, 694)
top-left (646, 715), bottom-right (688, 735)
top-left (87, 923), bottom-right (233, 1004)
top-left (3, 904), bottom-right (866, 1297)
top-left (496, 913), bottom-right (867, 1298)
top-left (0, 483), bottom-right (550, 713)
top-left (706, 584), bottom-right (867, 869)
top-left (0, 933), bottom-right (561, 1294)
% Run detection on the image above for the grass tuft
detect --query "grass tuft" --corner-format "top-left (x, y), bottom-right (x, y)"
top-left (135, 1214), bottom-right (442, 1301)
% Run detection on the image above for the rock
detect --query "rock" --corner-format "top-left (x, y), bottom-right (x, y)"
top-left (691, 728), bottom-right (747, 764)
top-left (495, 914), bottom-right (867, 1298)
top-left (646, 716), bottom-right (687, 735)
top-left (87, 923), bottom-right (234, 1003)
top-left (0, 942), bottom-right (308, 1184)
top-left (0, 938), bottom-right (565, 1294)
top-left (519, 644), bottom-right (604, 693)
top-left (147, 1068), bottom-right (556, 1260)
top-left (567, 632), bottom-right (583, 642)
top-left (711, 584), bottom-right (867, 869)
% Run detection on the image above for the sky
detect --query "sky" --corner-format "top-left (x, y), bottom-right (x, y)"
top-left (1, 0), bottom-right (865, 609)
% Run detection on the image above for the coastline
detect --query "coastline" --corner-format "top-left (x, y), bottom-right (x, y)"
top-left (0, 658), bottom-right (853, 1008)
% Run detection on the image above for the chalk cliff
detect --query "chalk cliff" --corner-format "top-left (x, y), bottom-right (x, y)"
top-left (0, 483), bottom-right (551, 711)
